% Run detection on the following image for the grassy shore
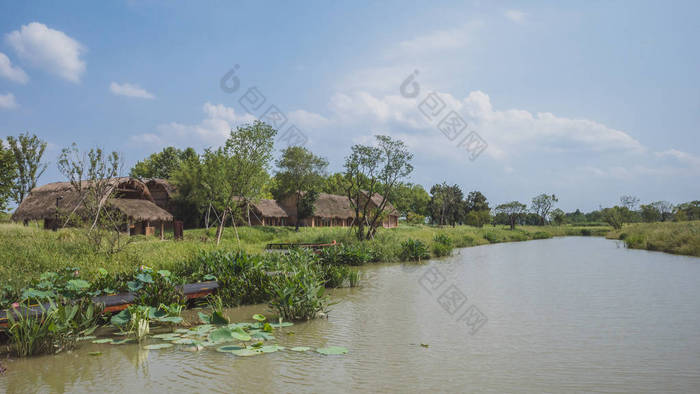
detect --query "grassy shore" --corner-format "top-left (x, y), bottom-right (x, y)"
top-left (607, 221), bottom-right (700, 257)
top-left (0, 223), bottom-right (609, 289)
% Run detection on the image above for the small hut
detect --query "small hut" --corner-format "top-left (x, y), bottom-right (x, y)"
top-left (144, 179), bottom-right (176, 212)
top-left (363, 192), bottom-right (399, 228)
top-left (234, 197), bottom-right (289, 226)
top-left (12, 177), bottom-right (173, 236)
top-left (279, 193), bottom-right (355, 227)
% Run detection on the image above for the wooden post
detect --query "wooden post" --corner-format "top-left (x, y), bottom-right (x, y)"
top-left (160, 221), bottom-right (164, 240)
top-left (127, 219), bottom-right (132, 236)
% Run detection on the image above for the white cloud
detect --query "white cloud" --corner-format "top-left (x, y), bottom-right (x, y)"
top-left (5, 22), bottom-right (85, 83)
top-left (130, 102), bottom-right (256, 148)
top-left (0, 92), bottom-right (18, 109)
top-left (505, 9), bottom-right (527, 23)
top-left (397, 22), bottom-right (481, 56)
top-left (655, 149), bottom-right (700, 169)
top-left (110, 82), bottom-right (155, 99)
top-left (288, 109), bottom-right (331, 129)
top-left (0, 52), bottom-right (28, 83)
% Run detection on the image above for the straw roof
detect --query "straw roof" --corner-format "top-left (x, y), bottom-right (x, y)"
top-left (253, 199), bottom-right (288, 218)
top-left (234, 197), bottom-right (289, 218)
top-left (365, 192), bottom-right (399, 216)
top-left (108, 199), bottom-right (173, 222)
top-left (313, 193), bottom-right (355, 219)
top-left (145, 178), bottom-right (176, 197)
top-left (12, 178), bottom-right (159, 222)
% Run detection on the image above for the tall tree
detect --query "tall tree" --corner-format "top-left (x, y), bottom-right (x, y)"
top-left (344, 135), bottom-right (413, 240)
top-left (429, 183), bottom-right (464, 226)
top-left (650, 201), bottom-right (674, 222)
top-left (6, 132), bottom-right (47, 206)
top-left (620, 195), bottom-right (640, 211)
top-left (0, 139), bottom-right (17, 212)
top-left (130, 146), bottom-right (197, 179)
top-left (215, 121), bottom-right (276, 244)
top-left (531, 193), bottom-right (558, 225)
top-left (272, 146), bottom-right (328, 230)
top-left (495, 201), bottom-right (527, 230)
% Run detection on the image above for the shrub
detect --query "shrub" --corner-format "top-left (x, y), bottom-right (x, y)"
top-left (399, 239), bottom-right (430, 261)
top-left (267, 256), bottom-right (328, 321)
top-left (532, 231), bottom-right (552, 240)
top-left (432, 234), bottom-right (454, 257)
top-left (484, 232), bottom-right (503, 243)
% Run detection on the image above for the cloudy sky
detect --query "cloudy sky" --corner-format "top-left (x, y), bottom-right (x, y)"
top-left (1, 1), bottom-right (698, 211)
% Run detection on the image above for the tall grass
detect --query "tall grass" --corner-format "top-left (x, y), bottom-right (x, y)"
top-left (607, 221), bottom-right (700, 257)
top-left (0, 222), bottom-right (612, 288)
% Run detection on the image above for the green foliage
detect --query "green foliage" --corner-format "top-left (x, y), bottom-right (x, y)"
top-left (6, 132), bottom-right (48, 206)
top-left (429, 182), bottom-right (464, 226)
top-left (495, 201), bottom-right (527, 230)
top-left (344, 135), bottom-right (413, 240)
top-left (319, 243), bottom-right (375, 266)
top-left (601, 206), bottom-right (624, 230)
top-left (132, 267), bottom-right (186, 307)
top-left (431, 234), bottom-right (454, 257)
top-left (531, 193), bottom-right (558, 225)
top-left (272, 146), bottom-right (328, 229)
top-left (6, 299), bottom-right (100, 357)
top-left (266, 251), bottom-right (330, 321)
top-left (399, 238), bottom-right (429, 261)
top-left (0, 138), bottom-right (17, 212)
top-left (130, 146), bottom-right (197, 179)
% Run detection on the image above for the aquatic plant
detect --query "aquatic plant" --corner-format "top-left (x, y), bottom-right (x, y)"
top-left (133, 268), bottom-right (186, 308)
top-left (399, 238), bottom-right (430, 261)
top-left (431, 234), bottom-right (454, 257)
top-left (267, 260), bottom-right (329, 321)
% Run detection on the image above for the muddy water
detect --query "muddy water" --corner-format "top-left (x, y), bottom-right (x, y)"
top-left (3, 237), bottom-right (700, 393)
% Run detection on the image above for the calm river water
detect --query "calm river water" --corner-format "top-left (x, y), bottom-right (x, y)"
top-left (2, 237), bottom-right (700, 393)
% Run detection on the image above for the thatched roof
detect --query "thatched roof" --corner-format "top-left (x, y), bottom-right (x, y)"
top-left (145, 179), bottom-right (176, 197)
top-left (253, 199), bottom-right (288, 218)
top-left (233, 197), bottom-right (288, 218)
top-left (12, 178), bottom-right (158, 222)
top-left (108, 199), bottom-right (173, 222)
top-left (366, 192), bottom-right (399, 216)
top-left (314, 193), bottom-right (355, 219)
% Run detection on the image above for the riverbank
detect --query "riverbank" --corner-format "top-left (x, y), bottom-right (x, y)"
top-left (607, 221), bottom-right (700, 257)
top-left (0, 223), bottom-right (609, 289)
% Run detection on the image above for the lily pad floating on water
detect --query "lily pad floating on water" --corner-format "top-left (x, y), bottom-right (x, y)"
top-left (78, 336), bottom-right (97, 341)
top-left (173, 338), bottom-right (197, 345)
top-left (251, 332), bottom-right (275, 341)
top-left (231, 348), bottom-right (261, 357)
top-left (216, 345), bottom-right (244, 353)
top-left (252, 314), bottom-right (266, 322)
top-left (152, 333), bottom-right (181, 339)
top-left (316, 346), bottom-right (348, 355)
top-left (88, 352), bottom-right (102, 356)
top-left (259, 345), bottom-right (284, 353)
top-left (269, 322), bottom-right (294, 328)
top-left (112, 339), bottom-right (134, 345)
top-left (143, 343), bottom-right (173, 350)
top-left (92, 338), bottom-right (114, 344)
top-left (290, 346), bottom-right (311, 352)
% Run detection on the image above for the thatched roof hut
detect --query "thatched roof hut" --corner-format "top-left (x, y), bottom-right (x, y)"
top-left (144, 179), bottom-right (176, 212)
top-left (314, 193), bottom-right (355, 219)
top-left (11, 177), bottom-right (171, 223)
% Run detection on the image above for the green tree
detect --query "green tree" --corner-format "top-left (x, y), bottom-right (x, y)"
top-left (0, 139), bottom-right (17, 212)
top-left (429, 183), bottom-right (464, 226)
top-left (465, 209), bottom-right (491, 227)
top-left (674, 201), bottom-right (700, 221)
top-left (531, 193), bottom-right (558, 225)
top-left (130, 146), bottom-right (197, 179)
top-left (6, 132), bottom-right (47, 206)
top-left (650, 201), bottom-right (674, 222)
top-left (640, 204), bottom-right (661, 222)
top-left (620, 195), bottom-right (640, 211)
top-left (601, 206), bottom-right (624, 230)
top-left (215, 121), bottom-right (277, 244)
top-left (390, 182), bottom-right (430, 218)
top-left (495, 201), bottom-right (527, 230)
top-left (322, 172), bottom-right (349, 195)
top-left (344, 135), bottom-right (413, 240)
top-left (550, 208), bottom-right (566, 226)
top-left (272, 146), bottom-right (328, 230)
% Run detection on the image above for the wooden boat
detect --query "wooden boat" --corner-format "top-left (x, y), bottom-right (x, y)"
top-left (265, 240), bottom-right (337, 253)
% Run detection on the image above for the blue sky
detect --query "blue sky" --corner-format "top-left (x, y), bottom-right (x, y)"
top-left (1, 0), bottom-right (698, 211)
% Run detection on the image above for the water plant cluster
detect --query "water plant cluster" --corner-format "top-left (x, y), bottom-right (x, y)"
top-left (0, 248), bottom-right (359, 357)
top-left (89, 312), bottom-right (348, 358)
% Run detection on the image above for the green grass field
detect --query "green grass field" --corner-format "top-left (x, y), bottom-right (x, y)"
top-left (607, 221), bottom-right (700, 257)
top-left (0, 222), bottom-right (611, 289)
